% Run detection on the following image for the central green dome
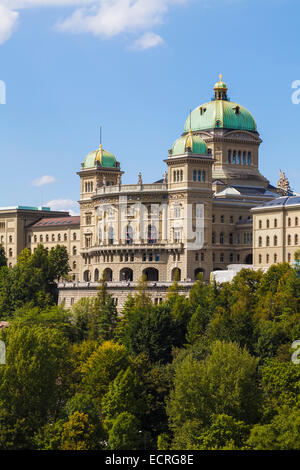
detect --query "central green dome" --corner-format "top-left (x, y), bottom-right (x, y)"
top-left (83, 145), bottom-right (117, 169)
top-left (184, 100), bottom-right (257, 133)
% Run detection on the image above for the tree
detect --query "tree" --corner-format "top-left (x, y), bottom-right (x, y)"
top-left (94, 273), bottom-right (119, 342)
top-left (248, 406), bottom-right (300, 450)
top-left (81, 341), bottom-right (128, 403)
top-left (121, 304), bottom-right (178, 363)
top-left (48, 245), bottom-right (70, 281)
top-left (102, 366), bottom-right (147, 429)
top-left (0, 244), bottom-right (7, 268)
top-left (167, 341), bottom-right (261, 449)
top-left (0, 324), bottom-right (69, 448)
top-left (60, 412), bottom-right (99, 450)
top-left (108, 412), bottom-right (142, 450)
top-left (195, 414), bottom-right (250, 450)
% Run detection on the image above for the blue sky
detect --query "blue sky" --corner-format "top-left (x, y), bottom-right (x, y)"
top-left (0, 0), bottom-right (299, 214)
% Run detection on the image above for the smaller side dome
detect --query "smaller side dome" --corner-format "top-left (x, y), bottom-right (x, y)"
top-left (83, 145), bottom-right (117, 169)
top-left (172, 131), bottom-right (207, 156)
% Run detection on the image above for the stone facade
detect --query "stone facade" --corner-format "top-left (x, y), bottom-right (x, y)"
top-left (252, 196), bottom-right (300, 268)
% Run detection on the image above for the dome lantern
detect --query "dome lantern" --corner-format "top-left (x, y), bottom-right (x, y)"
top-left (214, 74), bottom-right (228, 101)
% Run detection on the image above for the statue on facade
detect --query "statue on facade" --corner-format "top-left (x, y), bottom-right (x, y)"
top-left (163, 171), bottom-right (168, 184)
top-left (138, 172), bottom-right (142, 185)
top-left (277, 169), bottom-right (291, 196)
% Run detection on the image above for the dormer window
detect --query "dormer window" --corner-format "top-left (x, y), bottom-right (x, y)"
top-left (233, 106), bottom-right (240, 115)
top-left (199, 107), bottom-right (207, 116)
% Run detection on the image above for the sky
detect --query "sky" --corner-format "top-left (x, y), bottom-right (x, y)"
top-left (0, 0), bottom-right (300, 214)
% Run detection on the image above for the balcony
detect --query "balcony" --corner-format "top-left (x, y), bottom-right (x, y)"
top-left (96, 183), bottom-right (168, 196)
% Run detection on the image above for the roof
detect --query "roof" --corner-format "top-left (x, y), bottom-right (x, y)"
top-left (31, 216), bottom-right (80, 228)
top-left (184, 100), bottom-right (257, 133)
top-left (172, 132), bottom-right (207, 156)
top-left (84, 146), bottom-right (117, 169)
top-left (252, 196), bottom-right (300, 210)
top-left (0, 206), bottom-right (51, 212)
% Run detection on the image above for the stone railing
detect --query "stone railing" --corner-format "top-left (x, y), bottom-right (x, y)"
top-left (96, 183), bottom-right (168, 195)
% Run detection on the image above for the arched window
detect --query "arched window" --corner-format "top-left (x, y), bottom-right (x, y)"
top-left (9, 248), bottom-right (13, 257)
top-left (73, 246), bottom-right (77, 256)
top-left (73, 261), bottom-right (77, 270)
top-left (220, 215), bottom-right (224, 223)
top-left (232, 150), bottom-right (236, 164)
top-left (220, 232), bottom-right (224, 244)
top-left (64, 233), bottom-right (67, 241)
top-left (258, 236), bottom-right (262, 247)
top-left (173, 171), bottom-right (177, 182)
top-left (288, 218), bottom-right (291, 227)
top-left (58, 234), bottom-right (61, 242)
top-left (193, 170), bottom-right (196, 181)
top-left (230, 253), bottom-right (234, 263)
top-left (180, 170), bottom-right (183, 181)
top-left (287, 234), bottom-right (291, 245)
top-left (94, 269), bottom-right (99, 282)
top-left (266, 219), bottom-right (270, 228)
top-left (259, 254), bottom-right (262, 264)
top-left (295, 234), bottom-right (298, 245)
top-left (120, 268), bottom-right (133, 282)
top-left (237, 151), bottom-right (241, 165)
top-left (46, 235), bottom-right (49, 242)
top-left (274, 219), bottom-right (278, 228)
top-left (266, 236), bottom-right (270, 247)
top-left (296, 217), bottom-right (299, 226)
top-left (9, 235), bottom-right (12, 243)
top-left (73, 233), bottom-right (77, 241)
top-left (242, 151), bottom-right (246, 165)
top-left (274, 235), bottom-right (278, 246)
top-left (40, 235), bottom-right (43, 242)
top-left (229, 233), bottom-right (233, 245)
top-left (52, 234), bottom-right (55, 242)
top-left (197, 170), bottom-right (201, 182)
top-left (202, 170), bottom-right (206, 182)
top-left (259, 220), bottom-right (262, 229)
top-left (274, 254), bottom-right (277, 263)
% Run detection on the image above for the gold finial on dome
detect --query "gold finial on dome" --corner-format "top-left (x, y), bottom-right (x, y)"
top-left (219, 73), bottom-right (223, 81)
top-left (185, 129), bottom-right (193, 151)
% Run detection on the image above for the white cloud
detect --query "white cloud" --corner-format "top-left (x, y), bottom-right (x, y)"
top-left (0, 0), bottom-right (191, 47)
top-left (32, 174), bottom-right (56, 187)
top-left (46, 198), bottom-right (80, 215)
top-left (132, 31), bottom-right (164, 50)
top-left (0, 5), bottom-right (19, 45)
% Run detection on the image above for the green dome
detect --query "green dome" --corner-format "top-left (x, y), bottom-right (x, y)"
top-left (172, 131), bottom-right (207, 156)
top-left (83, 145), bottom-right (117, 169)
top-left (184, 100), bottom-right (257, 133)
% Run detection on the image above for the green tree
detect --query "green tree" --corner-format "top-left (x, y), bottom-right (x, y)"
top-left (167, 341), bottom-right (260, 449)
top-left (95, 273), bottom-right (119, 342)
top-left (248, 406), bottom-right (300, 450)
top-left (48, 244), bottom-right (70, 281)
top-left (60, 411), bottom-right (100, 450)
top-left (0, 244), bottom-right (7, 268)
top-left (108, 412), bottom-right (142, 450)
top-left (0, 324), bottom-right (68, 448)
top-left (81, 341), bottom-right (128, 404)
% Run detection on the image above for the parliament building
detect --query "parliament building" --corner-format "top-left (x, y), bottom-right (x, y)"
top-left (1, 77), bottom-right (298, 310)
